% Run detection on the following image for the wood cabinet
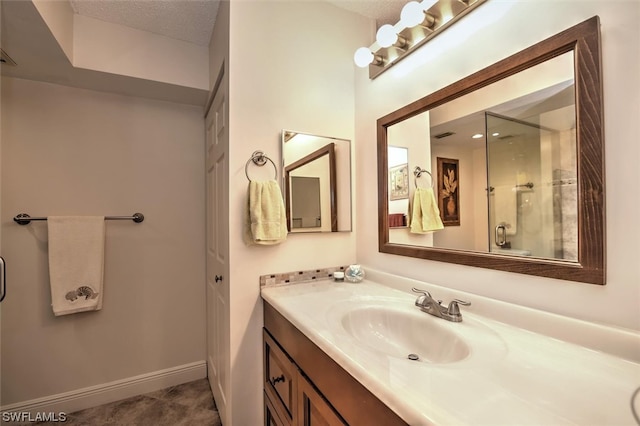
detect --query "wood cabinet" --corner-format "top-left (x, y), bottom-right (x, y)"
top-left (264, 329), bottom-right (344, 425)
top-left (265, 390), bottom-right (287, 426)
top-left (263, 302), bottom-right (407, 426)
top-left (297, 371), bottom-right (346, 426)
top-left (264, 330), bottom-right (298, 424)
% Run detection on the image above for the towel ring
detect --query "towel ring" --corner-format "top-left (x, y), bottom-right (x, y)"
top-left (245, 151), bottom-right (277, 181)
top-left (413, 166), bottom-right (434, 189)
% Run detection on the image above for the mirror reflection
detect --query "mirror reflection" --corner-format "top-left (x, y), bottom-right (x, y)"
top-left (387, 52), bottom-right (577, 261)
top-left (379, 17), bottom-right (604, 284)
top-left (290, 176), bottom-right (322, 229)
top-left (282, 130), bottom-right (352, 233)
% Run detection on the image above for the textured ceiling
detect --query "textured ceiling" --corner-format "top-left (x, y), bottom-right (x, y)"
top-left (68, 0), bottom-right (219, 46)
top-left (67, 0), bottom-right (404, 46)
top-left (326, 0), bottom-right (406, 26)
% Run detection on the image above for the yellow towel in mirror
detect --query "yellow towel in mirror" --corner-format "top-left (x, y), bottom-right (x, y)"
top-left (409, 188), bottom-right (444, 233)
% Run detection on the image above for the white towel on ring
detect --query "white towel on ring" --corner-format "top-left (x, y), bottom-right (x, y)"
top-left (48, 216), bottom-right (105, 316)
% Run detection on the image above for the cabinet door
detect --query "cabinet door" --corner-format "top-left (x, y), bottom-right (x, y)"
top-left (264, 330), bottom-right (298, 424)
top-left (297, 371), bottom-right (346, 426)
top-left (265, 391), bottom-right (287, 426)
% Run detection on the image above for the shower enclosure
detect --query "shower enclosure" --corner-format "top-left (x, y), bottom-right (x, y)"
top-left (486, 111), bottom-right (577, 260)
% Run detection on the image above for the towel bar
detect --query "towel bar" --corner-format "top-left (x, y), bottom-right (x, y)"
top-left (515, 182), bottom-right (534, 190)
top-left (14, 213), bottom-right (145, 225)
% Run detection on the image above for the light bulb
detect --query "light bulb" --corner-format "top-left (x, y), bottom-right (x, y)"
top-left (376, 24), bottom-right (398, 48)
top-left (400, 2), bottom-right (425, 28)
top-left (354, 47), bottom-right (374, 67)
top-left (400, 0), bottom-right (438, 28)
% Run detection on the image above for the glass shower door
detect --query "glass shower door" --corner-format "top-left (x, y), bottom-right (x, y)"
top-left (486, 112), bottom-right (576, 260)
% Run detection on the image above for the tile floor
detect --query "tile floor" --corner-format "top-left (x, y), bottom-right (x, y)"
top-left (34, 379), bottom-right (221, 426)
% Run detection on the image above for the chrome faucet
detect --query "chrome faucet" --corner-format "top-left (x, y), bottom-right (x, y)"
top-left (412, 288), bottom-right (471, 322)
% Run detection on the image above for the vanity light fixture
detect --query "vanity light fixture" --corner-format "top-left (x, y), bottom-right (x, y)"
top-left (354, 0), bottom-right (487, 79)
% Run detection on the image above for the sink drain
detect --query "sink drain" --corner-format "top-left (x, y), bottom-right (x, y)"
top-left (407, 353), bottom-right (420, 361)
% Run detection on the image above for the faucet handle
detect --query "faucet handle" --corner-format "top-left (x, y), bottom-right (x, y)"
top-left (446, 299), bottom-right (471, 315)
top-left (411, 287), bottom-right (432, 298)
top-left (411, 288), bottom-right (434, 308)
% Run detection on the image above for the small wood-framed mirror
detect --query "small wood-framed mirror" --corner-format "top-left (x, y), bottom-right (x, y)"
top-left (377, 17), bottom-right (605, 284)
top-left (282, 130), bottom-right (352, 233)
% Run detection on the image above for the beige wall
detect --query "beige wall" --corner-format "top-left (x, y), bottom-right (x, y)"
top-left (431, 143), bottom-right (482, 251)
top-left (32, 0), bottom-right (75, 61)
top-left (0, 77), bottom-right (206, 404)
top-left (73, 15), bottom-right (209, 90)
top-left (388, 114), bottom-right (434, 246)
top-left (208, 0), bottom-right (228, 95)
top-left (356, 1), bottom-right (640, 330)
top-left (227, 2), bottom-right (370, 424)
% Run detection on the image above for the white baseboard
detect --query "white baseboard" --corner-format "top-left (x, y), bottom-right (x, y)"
top-left (0, 361), bottom-right (207, 418)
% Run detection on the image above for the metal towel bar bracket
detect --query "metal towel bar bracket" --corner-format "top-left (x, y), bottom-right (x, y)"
top-left (245, 150), bottom-right (277, 181)
top-left (14, 213), bottom-right (145, 225)
top-left (413, 166), bottom-right (434, 189)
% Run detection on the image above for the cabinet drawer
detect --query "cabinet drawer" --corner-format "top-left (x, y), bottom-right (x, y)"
top-left (264, 329), bottom-right (298, 423)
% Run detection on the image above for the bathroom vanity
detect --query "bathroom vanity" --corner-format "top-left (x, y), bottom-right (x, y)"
top-left (263, 303), bottom-right (405, 425)
top-left (261, 270), bottom-right (640, 425)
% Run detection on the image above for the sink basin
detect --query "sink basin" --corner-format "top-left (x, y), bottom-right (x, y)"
top-left (340, 305), bottom-right (470, 363)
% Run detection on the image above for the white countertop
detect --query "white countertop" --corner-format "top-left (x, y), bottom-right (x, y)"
top-left (261, 273), bottom-right (640, 425)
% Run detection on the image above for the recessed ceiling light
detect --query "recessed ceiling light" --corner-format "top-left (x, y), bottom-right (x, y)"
top-left (492, 132), bottom-right (500, 137)
top-left (472, 133), bottom-right (484, 139)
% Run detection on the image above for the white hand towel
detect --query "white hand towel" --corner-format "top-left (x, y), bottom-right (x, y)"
top-left (244, 180), bottom-right (287, 245)
top-left (493, 186), bottom-right (517, 235)
top-left (48, 216), bottom-right (105, 316)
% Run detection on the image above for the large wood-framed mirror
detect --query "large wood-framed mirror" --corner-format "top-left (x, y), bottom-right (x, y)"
top-left (377, 17), bottom-right (605, 284)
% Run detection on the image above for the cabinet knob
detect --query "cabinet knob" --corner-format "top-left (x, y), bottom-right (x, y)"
top-left (215, 275), bottom-right (223, 283)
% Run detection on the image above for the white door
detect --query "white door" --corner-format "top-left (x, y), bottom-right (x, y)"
top-left (205, 80), bottom-right (230, 424)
